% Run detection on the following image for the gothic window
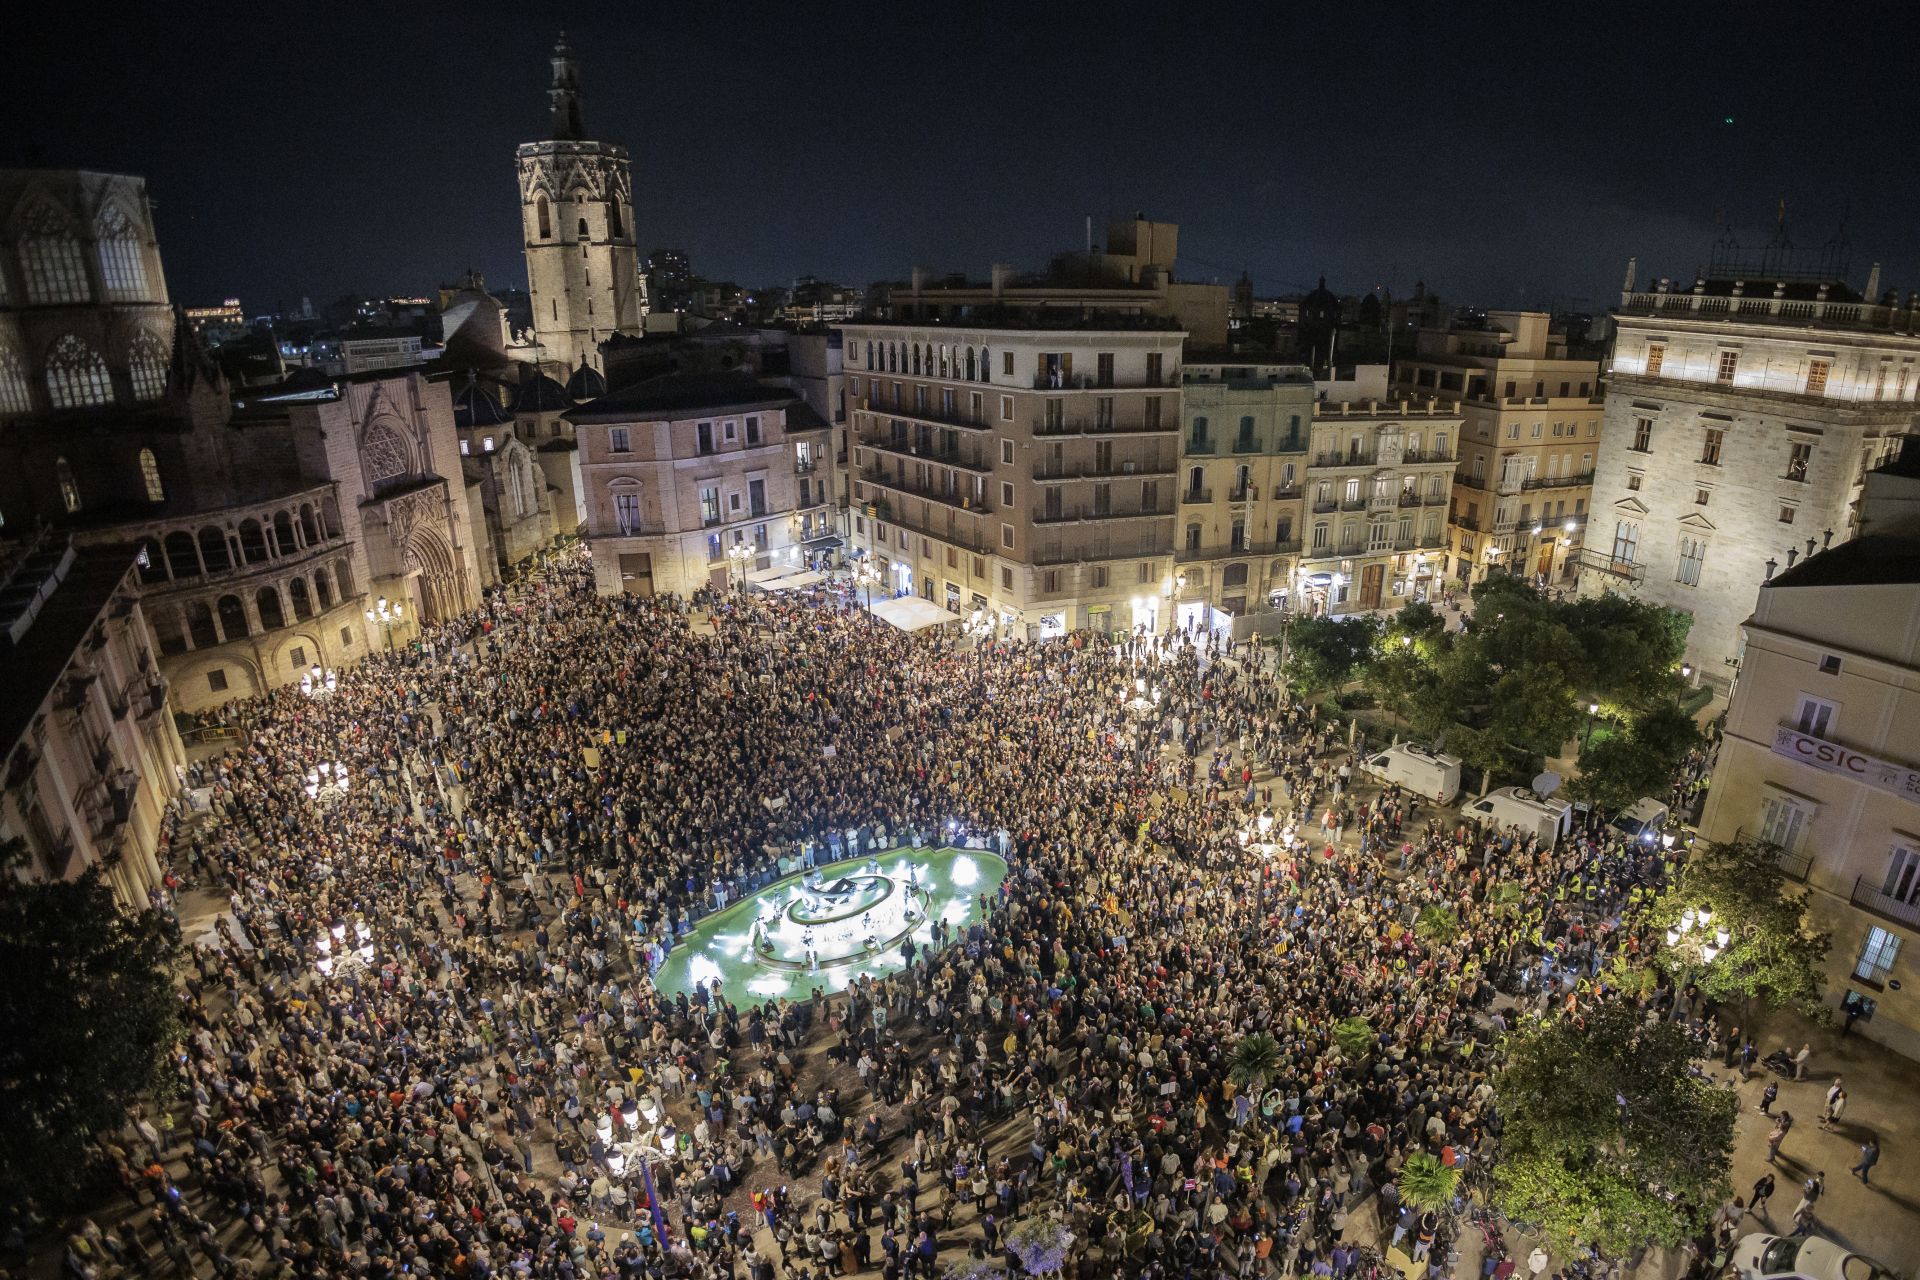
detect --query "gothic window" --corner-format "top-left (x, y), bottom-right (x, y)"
top-left (536, 194), bottom-right (552, 239)
top-left (0, 343), bottom-right (30, 415)
top-left (979, 349), bottom-right (991, 382)
top-left (56, 457), bottom-right (80, 512)
top-left (95, 204), bottom-right (150, 298)
top-left (45, 334), bottom-right (113, 408)
top-left (139, 447), bottom-right (164, 502)
top-left (363, 422), bottom-right (411, 484)
top-left (577, 218), bottom-right (588, 237)
top-left (128, 329), bottom-right (167, 401)
top-left (609, 201), bottom-right (624, 237)
top-left (18, 204), bottom-right (89, 304)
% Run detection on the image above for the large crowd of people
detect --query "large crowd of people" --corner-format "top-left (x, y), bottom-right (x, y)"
top-left (51, 553), bottom-right (1704, 1280)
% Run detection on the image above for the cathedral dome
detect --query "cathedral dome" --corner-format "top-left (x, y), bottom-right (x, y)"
top-left (566, 359), bottom-right (607, 402)
top-left (451, 373), bottom-right (512, 428)
top-left (513, 370), bottom-right (570, 413)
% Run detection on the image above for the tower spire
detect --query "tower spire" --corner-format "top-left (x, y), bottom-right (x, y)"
top-left (548, 31), bottom-right (584, 140)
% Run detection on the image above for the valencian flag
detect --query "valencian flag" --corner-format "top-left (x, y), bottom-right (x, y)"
top-left (640, 1154), bottom-right (671, 1246)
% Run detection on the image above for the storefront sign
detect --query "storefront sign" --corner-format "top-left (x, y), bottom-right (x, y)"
top-left (1771, 726), bottom-right (1920, 802)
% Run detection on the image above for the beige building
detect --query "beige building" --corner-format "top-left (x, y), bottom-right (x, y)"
top-left (571, 372), bottom-right (833, 596)
top-left (1393, 311), bottom-right (1604, 586)
top-left (516, 35), bottom-right (644, 377)
top-left (1, 537), bottom-right (185, 911)
top-left (1297, 397), bottom-right (1460, 613)
top-left (1172, 367), bottom-right (1314, 630)
top-left (841, 323), bottom-right (1187, 637)
top-left (1579, 259), bottom-right (1920, 688)
top-left (1696, 481), bottom-right (1920, 1058)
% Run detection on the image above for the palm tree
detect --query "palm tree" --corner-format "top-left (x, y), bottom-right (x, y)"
top-left (1399, 1150), bottom-right (1460, 1212)
top-left (1227, 1032), bottom-right (1283, 1097)
top-left (1333, 1016), bottom-right (1375, 1061)
top-left (1415, 903), bottom-right (1461, 944)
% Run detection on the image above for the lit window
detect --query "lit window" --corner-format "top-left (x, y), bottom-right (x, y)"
top-left (128, 330), bottom-right (167, 401)
top-left (609, 426), bottom-right (630, 453)
top-left (56, 456), bottom-right (80, 512)
top-left (1805, 359), bottom-right (1830, 396)
top-left (45, 334), bottom-right (113, 409)
top-left (483, 436), bottom-right (495, 452)
top-left (18, 205), bottom-right (89, 304)
top-left (1644, 344), bottom-right (1664, 376)
top-left (1716, 350), bottom-right (1739, 384)
top-left (1855, 927), bottom-right (1900, 983)
top-left (139, 447), bottom-right (164, 502)
top-left (0, 343), bottom-right (31, 415)
top-left (1675, 536), bottom-right (1706, 585)
top-left (95, 204), bottom-right (149, 298)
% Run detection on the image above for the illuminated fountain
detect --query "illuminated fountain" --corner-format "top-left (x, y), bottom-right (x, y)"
top-left (750, 856), bottom-right (929, 970)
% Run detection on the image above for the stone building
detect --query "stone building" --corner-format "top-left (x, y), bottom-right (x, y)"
top-left (1579, 258), bottom-right (1920, 688)
top-left (1296, 397), bottom-right (1460, 613)
top-left (448, 371), bottom-right (562, 578)
top-left (1695, 470), bottom-right (1920, 1058)
top-left (570, 372), bottom-right (832, 596)
top-left (1, 537), bottom-right (185, 911)
top-left (1392, 311), bottom-right (1605, 586)
top-left (516, 34), bottom-right (644, 377)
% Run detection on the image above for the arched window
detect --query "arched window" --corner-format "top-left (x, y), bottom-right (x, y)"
top-left (186, 601), bottom-right (219, 648)
top-left (273, 511), bottom-right (296, 554)
top-left (255, 586), bottom-right (285, 630)
top-left (238, 519), bottom-right (268, 563)
top-left (0, 343), bottom-right (31, 414)
top-left (313, 567), bottom-right (333, 610)
top-left (363, 422), bottom-right (411, 485)
top-left (56, 457), bottom-right (80, 512)
top-left (164, 530), bottom-right (197, 576)
top-left (609, 201), bottom-right (624, 237)
top-left (139, 447), bottom-right (164, 502)
top-left (288, 577), bottom-right (313, 620)
top-left (965, 348), bottom-right (976, 380)
top-left (298, 503), bottom-right (320, 544)
top-left (979, 348), bottom-right (991, 382)
top-left (911, 344), bottom-right (921, 375)
top-left (18, 204), bottom-right (89, 304)
top-left (577, 217), bottom-right (589, 238)
top-left (95, 204), bottom-right (149, 298)
top-left (45, 334), bottom-right (113, 409)
top-left (137, 538), bottom-right (167, 583)
top-left (535, 194), bottom-right (551, 239)
top-left (216, 594), bottom-right (248, 639)
top-left (128, 329), bottom-right (167, 401)
top-left (1223, 563), bottom-right (1249, 588)
top-left (1185, 522), bottom-right (1202, 551)
top-left (198, 526), bottom-right (231, 573)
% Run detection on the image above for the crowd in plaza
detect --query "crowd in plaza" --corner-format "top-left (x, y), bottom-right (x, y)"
top-left (50, 553), bottom-right (1723, 1280)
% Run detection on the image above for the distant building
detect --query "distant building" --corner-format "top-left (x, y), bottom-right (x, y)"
top-left (1396, 310), bottom-right (1605, 586)
top-left (183, 298), bottom-right (247, 346)
top-left (1578, 251), bottom-right (1920, 689)
top-left (339, 329), bottom-right (424, 374)
top-left (0, 536), bottom-right (185, 912)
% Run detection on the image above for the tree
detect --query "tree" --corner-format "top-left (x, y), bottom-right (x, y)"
top-left (1333, 1016), bottom-right (1375, 1061)
top-left (1282, 615), bottom-right (1378, 694)
top-left (1572, 702), bottom-right (1703, 813)
top-left (1493, 1002), bottom-right (1736, 1255)
top-left (1657, 839), bottom-right (1831, 1018)
top-left (1399, 1150), bottom-right (1460, 1212)
top-left (1227, 1032), bottom-right (1282, 1096)
top-left (1414, 904), bottom-right (1460, 945)
top-left (0, 842), bottom-right (180, 1214)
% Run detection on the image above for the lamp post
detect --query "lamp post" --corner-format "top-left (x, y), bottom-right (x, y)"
top-left (299, 664), bottom-right (338, 698)
top-left (726, 541), bottom-right (755, 594)
top-left (304, 761), bottom-right (349, 805)
top-left (366, 596), bottom-right (403, 652)
top-left (1665, 904), bottom-right (1730, 968)
top-left (1583, 700), bottom-right (1600, 749)
top-left (855, 561), bottom-right (879, 615)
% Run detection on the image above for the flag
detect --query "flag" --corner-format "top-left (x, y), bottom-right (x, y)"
top-left (640, 1153), bottom-right (670, 1246)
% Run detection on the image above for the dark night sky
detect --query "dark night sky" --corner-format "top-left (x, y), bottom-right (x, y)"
top-left (10, 1), bottom-right (1920, 316)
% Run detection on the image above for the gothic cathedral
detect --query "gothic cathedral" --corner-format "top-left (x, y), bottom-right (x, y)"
top-left (515, 34), bottom-right (644, 381)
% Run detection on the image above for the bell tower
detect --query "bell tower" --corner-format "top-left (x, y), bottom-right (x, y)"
top-left (515, 33), bottom-right (642, 380)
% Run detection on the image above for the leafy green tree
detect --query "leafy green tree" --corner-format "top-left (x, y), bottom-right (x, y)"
top-left (1399, 1150), bottom-right (1460, 1212)
top-left (1282, 615), bottom-right (1378, 694)
top-left (1657, 839), bottom-right (1831, 1019)
top-left (1226, 1032), bottom-right (1282, 1096)
top-left (0, 841), bottom-right (180, 1214)
top-left (1333, 1016), bottom-right (1375, 1061)
top-left (1572, 702), bottom-right (1703, 813)
top-left (1414, 904), bottom-right (1460, 944)
top-left (1493, 1002), bottom-right (1736, 1255)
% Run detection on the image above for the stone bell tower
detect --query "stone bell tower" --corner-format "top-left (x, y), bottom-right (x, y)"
top-left (515, 33), bottom-right (643, 380)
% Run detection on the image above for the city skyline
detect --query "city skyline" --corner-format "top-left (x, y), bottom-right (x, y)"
top-left (12, 0), bottom-right (1920, 316)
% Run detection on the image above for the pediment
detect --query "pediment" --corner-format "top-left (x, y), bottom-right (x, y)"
top-left (1612, 496), bottom-right (1649, 515)
top-left (1678, 512), bottom-right (1717, 532)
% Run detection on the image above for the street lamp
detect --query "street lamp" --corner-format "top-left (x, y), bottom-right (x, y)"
top-left (1666, 904), bottom-right (1730, 964)
top-left (304, 760), bottom-right (349, 805)
top-left (299, 664), bottom-right (337, 698)
top-left (726, 541), bottom-right (755, 593)
top-left (854, 561), bottom-right (880, 614)
top-left (1583, 700), bottom-right (1600, 748)
top-left (365, 596), bottom-right (403, 651)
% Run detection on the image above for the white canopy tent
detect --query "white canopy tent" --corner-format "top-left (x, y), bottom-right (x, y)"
top-left (869, 596), bottom-right (957, 632)
top-left (766, 570), bottom-right (826, 591)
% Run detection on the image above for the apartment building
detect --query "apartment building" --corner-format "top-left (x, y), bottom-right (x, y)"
top-left (1696, 485), bottom-right (1920, 1058)
top-left (1172, 367), bottom-right (1314, 629)
top-left (1580, 257), bottom-right (1920, 687)
top-left (840, 325), bottom-right (1187, 637)
top-left (1298, 397), bottom-right (1461, 613)
top-left (570, 372), bottom-right (833, 596)
top-left (1394, 311), bottom-right (1604, 585)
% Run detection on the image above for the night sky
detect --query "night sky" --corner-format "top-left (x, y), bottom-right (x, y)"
top-left (12, 1), bottom-right (1919, 317)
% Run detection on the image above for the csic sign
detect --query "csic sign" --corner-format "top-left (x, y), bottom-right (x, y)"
top-left (1771, 726), bottom-right (1920, 803)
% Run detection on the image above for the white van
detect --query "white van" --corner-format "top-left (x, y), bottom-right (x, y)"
top-left (1362, 743), bottom-right (1463, 804)
top-left (1609, 797), bottom-right (1671, 845)
top-left (1460, 787), bottom-right (1574, 845)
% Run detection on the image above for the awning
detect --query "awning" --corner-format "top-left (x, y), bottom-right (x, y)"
top-left (766, 570), bottom-right (826, 591)
top-left (803, 534), bottom-right (845, 549)
top-left (869, 596), bottom-right (958, 632)
top-left (745, 564), bottom-right (791, 584)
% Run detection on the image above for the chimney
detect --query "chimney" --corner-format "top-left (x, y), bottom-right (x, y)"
top-left (1622, 257), bottom-right (1637, 293)
top-left (1864, 262), bottom-right (1881, 301)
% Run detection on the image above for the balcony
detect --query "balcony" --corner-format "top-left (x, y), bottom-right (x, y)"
top-left (1031, 535), bottom-right (1170, 565)
top-left (1576, 548), bottom-right (1645, 582)
top-left (1521, 470), bottom-right (1596, 492)
top-left (860, 468), bottom-right (990, 514)
top-left (1182, 488), bottom-right (1213, 504)
top-left (1453, 513), bottom-right (1481, 532)
top-left (1314, 451), bottom-right (1376, 469)
top-left (1311, 499), bottom-right (1338, 514)
top-left (1851, 877), bottom-right (1920, 931)
top-left (1397, 491), bottom-right (1423, 508)
top-left (1620, 289), bottom-right (1920, 332)
top-left (1340, 497), bottom-right (1368, 511)
top-left (1031, 464), bottom-right (1175, 482)
top-left (1030, 372), bottom-right (1178, 391)
top-left (1232, 436), bottom-right (1262, 454)
top-left (1034, 504), bottom-right (1171, 525)
top-left (863, 437), bottom-right (995, 473)
top-left (1401, 449), bottom-right (1455, 465)
top-left (1035, 416), bottom-right (1178, 439)
top-left (1184, 438), bottom-right (1218, 455)
top-left (794, 458), bottom-right (818, 474)
top-left (1229, 486), bottom-right (1256, 503)
top-left (1735, 831), bottom-right (1812, 882)
top-left (860, 398), bottom-right (992, 433)
top-left (1174, 539), bottom-right (1301, 564)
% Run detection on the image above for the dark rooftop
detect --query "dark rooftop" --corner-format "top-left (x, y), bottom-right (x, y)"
top-left (565, 371), bottom-right (796, 420)
top-left (1764, 530), bottom-right (1920, 589)
top-left (0, 541), bottom-right (138, 757)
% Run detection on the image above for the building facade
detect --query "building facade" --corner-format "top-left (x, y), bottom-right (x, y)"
top-left (516, 36), bottom-right (644, 377)
top-left (1, 538), bottom-right (185, 912)
top-left (1695, 507), bottom-right (1920, 1058)
top-left (1579, 263), bottom-right (1920, 688)
top-left (841, 323), bottom-right (1187, 637)
top-left (570, 372), bottom-right (832, 596)
top-left (1393, 311), bottom-right (1605, 586)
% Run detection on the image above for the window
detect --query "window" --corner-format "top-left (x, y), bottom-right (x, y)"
top-left (460, 439), bottom-right (470, 455)
top-left (287, 645), bottom-right (307, 669)
top-left (1881, 845), bottom-right (1920, 907)
top-left (44, 334), bottom-right (113, 408)
top-left (1506, 423), bottom-right (1520, 440)
top-left (1805, 359), bottom-right (1830, 396)
top-left (1675, 536), bottom-right (1705, 585)
top-left (1779, 504), bottom-right (1796, 524)
top-left (1090, 565), bottom-right (1108, 588)
top-left (139, 447), bottom-right (164, 502)
top-left (0, 343), bottom-right (30, 414)
top-left (1787, 442), bottom-right (1812, 482)
top-left (1610, 520), bottom-right (1639, 565)
top-left (1794, 695), bottom-right (1836, 739)
top-left (1819, 654), bottom-right (1842, 675)
top-left (128, 330), bottom-right (167, 401)
top-left (748, 478), bottom-right (767, 517)
top-left (1644, 344), bottom-right (1664, 376)
top-left (19, 206), bottom-right (89, 304)
top-left (55, 456), bottom-right (80, 512)
top-left (1715, 350), bottom-right (1739, 384)
top-left (95, 204), bottom-right (149, 298)
top-left (609, 426), bottom-right (631, 453)
top-left (699, 486), bottom-right (721, 526)
top-left (1001, 524), bottom-right (1014, 549)
top-left (1041, 570), bottom-right (1059, 594)
top-left (207, 670), bottom-right (228, 693)
top-left (1530, 421), bottom-right (1542, 439)
top-left (1694, 488), bottom-right (1710, 506)
top-left (1002, 351), bottom-right (1014, 376)
top-left (1626, 472), bottom-right (1642, 491)
top-left (536, 194), bottom-right (551, 238)
top-left (1000, 482), bottom-right (1014, 506)
top-left (1000, 438), bottom-right (1014, 465)
top-left (1855, 927), bottom-right (1901, 983)
top-left (1701, 427), bottom-right (1724, 465)
top-left (483, 436), bottom-right (495, 452)
top-left (745, 416), bottom-right (761, 445)
top-left (1759, 794), bottom-right (1809, 851)
top-left (614, 491), bottom-right (642, 533)
top-left (1311, 522), bottom-right (1329, 550)
top-left (1631, 416), bottom-right (1653, 452)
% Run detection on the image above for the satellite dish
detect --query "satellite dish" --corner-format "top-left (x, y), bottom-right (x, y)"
top-left (1532, 771), bottom-right (1562, 798)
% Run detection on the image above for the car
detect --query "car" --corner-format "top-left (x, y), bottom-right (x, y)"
top-left (1731, 1234), bottom-right (1898, 1280)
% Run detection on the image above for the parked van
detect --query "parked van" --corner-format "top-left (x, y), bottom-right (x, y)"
top-left (1362, 743), bottom-right (1463, 804)
top-left (1460, 787), bottom-right (1574, 845)
top-left (1610, 797), bottom-right (1671, 845)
